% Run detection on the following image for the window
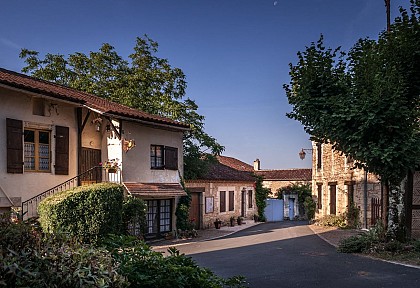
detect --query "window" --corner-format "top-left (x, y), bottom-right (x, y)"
top-left (220, 191), bottom-right (226, 212)
top-left (150, 145), bottom-right (178, 170)
top-left (317, 184), bottom-right (322, 209)
top-left (248, 190), bottom-right (253, 208)
top-left (150, 145), bottom-right (164, 169)
top-left (24, 129), bottom-right (50, 172)
top-left (229, 191), bottom-right (234, 211)
top-left (32, 98), bottom-right (45, 116)
top-left (146, 199), bottom-right (172, 235)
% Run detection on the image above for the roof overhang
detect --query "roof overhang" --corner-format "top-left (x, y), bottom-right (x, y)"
top-left (123, 182), bottom-right (187, 198)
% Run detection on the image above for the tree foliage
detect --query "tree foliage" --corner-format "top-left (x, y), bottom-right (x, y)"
top-left (19, 35), bottom-right (224, 179)
top-left (285, 1), bottom-right (420, 186)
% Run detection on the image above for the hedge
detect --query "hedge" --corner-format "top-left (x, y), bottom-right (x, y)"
top-left (38, 182), bottom-right (124, 243)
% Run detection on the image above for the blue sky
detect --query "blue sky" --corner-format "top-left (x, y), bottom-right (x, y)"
top-left (0, 0), bottom-right (409, 169)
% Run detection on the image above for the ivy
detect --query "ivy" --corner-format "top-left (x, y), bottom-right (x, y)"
top-left (254, 176), bottom-right (270, 221)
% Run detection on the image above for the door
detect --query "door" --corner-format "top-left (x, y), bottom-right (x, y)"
top-left (145, 199), bottom-right (172, 238)
top-left (81, 148), bottom-right (101, 184)
top-left (189, 192), bottom-right (201, 229)
top-left (289, 198), bottom-right (295, 219)
top-left (241, 191), bottom-right (246, 217)
top-left (330, 185), bottom-right (336, 215)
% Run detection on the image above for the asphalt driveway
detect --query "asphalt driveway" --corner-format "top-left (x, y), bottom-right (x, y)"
top-left (155, 221), bottom-right (420, 288)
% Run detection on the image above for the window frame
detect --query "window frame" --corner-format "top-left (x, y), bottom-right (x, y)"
top-left (150, 145), bottom-right (165, 169)
top-left (24, 128), bottom-right (51, 173)
top-left (317, 184), bottom-right (322, 210)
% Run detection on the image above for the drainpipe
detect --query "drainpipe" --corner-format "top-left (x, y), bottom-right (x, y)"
top-left (364, 170), bottom-right (368, 229)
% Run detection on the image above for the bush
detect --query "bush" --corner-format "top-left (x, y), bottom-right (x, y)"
top-left (303, 196), bottom-right (316, 220)
top-left (102, 235), bottom-right (247, 288)
top-left (413, 239), bottom-right (420, 252)
top-left (122, 196), bottom-right (147, 237)
top-left (338, 222), bottom-right (386, 253)
top-left (343, 202), bottom-right (360, 229)
top-left (38, 182), bottom-right (124, 243)
top-left (315, 215), bottom-right (347, 228)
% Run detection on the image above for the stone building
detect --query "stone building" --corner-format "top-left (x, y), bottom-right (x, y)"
top-left (253, 159), bottom-right (312, 219)
top-left (311, 142), bottom-right (382, 227)
top-left (185, 156), bottom-right (257, 229)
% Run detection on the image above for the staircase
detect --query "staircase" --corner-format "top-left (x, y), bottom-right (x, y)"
top-left (21, 166), bottom-right (122, 220)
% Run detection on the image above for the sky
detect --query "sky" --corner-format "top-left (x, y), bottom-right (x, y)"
top-left (0, 0), bottom-right (409, 169)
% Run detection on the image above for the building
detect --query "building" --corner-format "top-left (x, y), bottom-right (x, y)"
top-left (253, 159), bottom-right (312, 219)
top-left (0, 68), bottom-right (189, 238)
top-left (185, 156), bottom-right (257, 229)
top-left (311, 142), bottom-right (382, 227)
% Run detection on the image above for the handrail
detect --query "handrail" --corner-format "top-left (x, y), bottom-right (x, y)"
top-left (21, 166), bottom-right (122, 220)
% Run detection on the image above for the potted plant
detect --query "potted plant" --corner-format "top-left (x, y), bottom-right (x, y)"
top-left (214, 218), bottom-right (222, 229)
top-left (102, 159), bottom-right (119, 173)
top-left (230, 216), bottom-right (236, 227)
top-left (237, 216), bottom-right (243, 225)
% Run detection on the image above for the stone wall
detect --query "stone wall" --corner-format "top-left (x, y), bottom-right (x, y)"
top-left (312, 142), bottom-right (381, 227)
top-left (185, 181), bottom-right (257, 229)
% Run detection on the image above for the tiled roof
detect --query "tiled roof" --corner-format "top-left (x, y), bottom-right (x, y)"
top-left (188, 155), bottom-right (255, 182)
top-left (255, 169), bottom-right (312, 181)
top-left (124, 183), bottom-right (187, 198)
top-left (217, 155), bottom-right (254, 172)
top-left (0, 68), bottom-right (189, 130)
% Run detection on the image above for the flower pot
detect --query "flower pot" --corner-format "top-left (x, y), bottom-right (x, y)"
top-left (237, 218), bottom-right (243, 225)
top-left (214, 221), bottom-right (222, 229)
top-left (107, 168), bottom-right (117, 173)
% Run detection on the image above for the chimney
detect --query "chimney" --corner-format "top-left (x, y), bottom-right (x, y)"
top-left (253, 159), bottom-right (260, 171)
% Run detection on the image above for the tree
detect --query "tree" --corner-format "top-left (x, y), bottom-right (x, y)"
top-left (284, 1), bottom-right (420, 235)
top-left (19, 35), bottom-right (224, 179)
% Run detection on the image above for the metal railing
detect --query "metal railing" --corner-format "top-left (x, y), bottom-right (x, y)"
top-left (21, 166), bottom-right (122, 220)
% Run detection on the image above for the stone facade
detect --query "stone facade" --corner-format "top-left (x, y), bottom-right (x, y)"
top-left (185, 180), bottom-right (256, 229)
top-left (312, 142), bottom-right (382, 227)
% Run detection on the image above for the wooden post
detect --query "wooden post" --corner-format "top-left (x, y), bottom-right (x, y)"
top-left (405, 171), bottom-right (413, 240)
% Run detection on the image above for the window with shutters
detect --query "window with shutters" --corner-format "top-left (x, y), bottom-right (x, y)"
top-left (229, 191), bottom-right (234, 211)
top-left (150, 145), bottom-right (178, 170)
top-left (24, 129), bottom-right (51, 172)
top-left (220, 191), bottom-right (226, 212)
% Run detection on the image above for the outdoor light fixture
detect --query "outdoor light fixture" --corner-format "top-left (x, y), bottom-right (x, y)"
top-left (299, 148), bottom-right (313, 160)
top-left (92, 117), bottom-right (103, 132)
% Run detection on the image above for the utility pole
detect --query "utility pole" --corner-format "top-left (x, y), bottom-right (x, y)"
top-left (385, 0), bottom-right (391, 32)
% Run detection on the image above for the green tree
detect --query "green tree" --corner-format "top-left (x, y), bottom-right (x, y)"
top-left (285, 1), bottom-right (420, 235)
top-left (19, 35), bottom-right (224, 179)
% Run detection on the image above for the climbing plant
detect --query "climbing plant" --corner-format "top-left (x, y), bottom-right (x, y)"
top-left (254, 176), bottom-right (270, 221)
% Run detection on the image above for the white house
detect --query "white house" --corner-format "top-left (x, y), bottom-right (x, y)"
top-left (0, 67), bottom-right (189, 238)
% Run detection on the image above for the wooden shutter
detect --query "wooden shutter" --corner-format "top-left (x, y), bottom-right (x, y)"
top-left (220, 191), bottom-right (226, 212)
top-left (229, 191), bottom-right (234, 211)
top-left (164, 146), bottom-right (178, 170)
top-left (55, 126), bottom-right (69, 175)
top-left (317, 184), bottom-right (322, 209)
top-left (317, 143), bottom-right (322, 169)
top-left (6, 118), bottom-right (23, 174)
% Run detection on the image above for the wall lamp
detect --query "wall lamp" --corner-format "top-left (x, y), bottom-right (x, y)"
top-left (299, 148), bottom-right (313, 160)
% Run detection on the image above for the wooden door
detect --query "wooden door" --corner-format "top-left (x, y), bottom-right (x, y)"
top-left (241, 191), bottom-right (246, 217)
top-left (189, 192), bottom-right (201, 230)
top-left (81, 148), bottom-right (101, 184)
top-left (330, 185), bottom-right (336, 215)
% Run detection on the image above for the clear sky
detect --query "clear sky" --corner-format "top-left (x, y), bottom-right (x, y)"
top-left (0, 0), bottom-right (409, 169)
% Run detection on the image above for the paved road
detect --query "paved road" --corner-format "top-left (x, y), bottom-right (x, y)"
top-left (155, 221), bottom-right (420, 288)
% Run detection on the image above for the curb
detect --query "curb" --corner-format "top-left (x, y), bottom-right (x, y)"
top-left (152, 222), bottom-right (264, 250)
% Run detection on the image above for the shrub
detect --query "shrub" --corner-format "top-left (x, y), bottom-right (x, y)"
top-left (303, 196), bottom-right (316, 220)
top-left (316, 214), bottom-right (347, 228)
top-left (413, 239), bottom-right (420, 252)
top-left (102, 235), bottom-right (248, 288)
top-left (338, 222), bottom-right (387, 253)
top-left (176, 192), bottom-right (192, 231)
top-left (38, 182), bottom-right (124, 243)
top-left (122, 196), bottom-right (147, 237)
top-left (343, 202), bottom-right (360, 229)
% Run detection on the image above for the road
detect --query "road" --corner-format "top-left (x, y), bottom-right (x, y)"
top-left (155, 221), bottom-right (420, 288)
